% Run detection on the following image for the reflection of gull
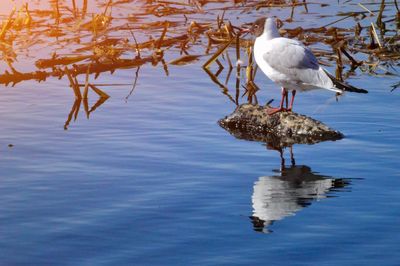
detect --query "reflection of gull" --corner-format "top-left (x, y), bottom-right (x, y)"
top-left (251, 164), bottom-right (349, 233)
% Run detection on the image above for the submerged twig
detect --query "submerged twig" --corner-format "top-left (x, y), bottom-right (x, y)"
top-left (125, 67), bottom-right (140, 101)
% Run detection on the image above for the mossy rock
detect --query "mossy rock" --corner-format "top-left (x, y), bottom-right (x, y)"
top-left (219, 104), bottom-right (343, 147)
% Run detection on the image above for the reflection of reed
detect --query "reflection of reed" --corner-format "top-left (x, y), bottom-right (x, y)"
top-left (64, 94), bottom-right (109, 130)
top-left (250, 147), bottom-right (350, 233)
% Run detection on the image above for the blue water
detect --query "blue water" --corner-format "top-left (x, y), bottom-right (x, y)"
top-left (1, 0), bottom-right (400, 265)
top-left (1, 62), bottom-right (399, 265)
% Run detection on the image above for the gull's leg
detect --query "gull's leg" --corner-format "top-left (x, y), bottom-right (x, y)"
top-left (267, 87), bottom-right (287, 115)
top-left (288, 90), bottom-right (297, 111)
top-left (285, 89), bottom-right (289, 109)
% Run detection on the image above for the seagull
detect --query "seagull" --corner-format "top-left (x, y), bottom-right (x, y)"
top-left (243, 17), bottom-right (367, 115)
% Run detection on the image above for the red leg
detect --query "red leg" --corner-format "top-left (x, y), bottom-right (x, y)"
top-left (267, 88), bottom-right (288, 115)
top-left (288, 90), bottom-right (296, 111)
top-left (285, 89), bottom-right (289, 109)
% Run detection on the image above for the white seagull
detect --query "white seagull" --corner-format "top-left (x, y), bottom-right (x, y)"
top-left (244, 17), bottom-right (367, 114)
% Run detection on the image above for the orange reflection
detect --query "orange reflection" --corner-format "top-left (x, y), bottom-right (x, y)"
top-left (0, 0), bottom-right (397, 116)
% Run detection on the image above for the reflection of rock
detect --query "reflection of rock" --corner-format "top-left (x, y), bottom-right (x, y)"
top-left (219, 104), bottom-right (343, 147)
top-left (250, 165), bottom-right (350, 233)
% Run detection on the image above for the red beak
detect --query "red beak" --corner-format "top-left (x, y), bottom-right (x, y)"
top-left (239, 28), bottom-right (251, 35)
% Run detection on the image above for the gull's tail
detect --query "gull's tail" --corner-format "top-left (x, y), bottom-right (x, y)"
top-left (324, 70), bottom-right (368, 94)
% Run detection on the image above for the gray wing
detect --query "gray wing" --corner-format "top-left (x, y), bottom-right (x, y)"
top-left (263, 38), bottom-right (321, 84)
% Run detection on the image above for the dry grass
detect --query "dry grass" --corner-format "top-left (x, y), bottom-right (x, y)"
top-left (0, 0), bottom-right (398, 104)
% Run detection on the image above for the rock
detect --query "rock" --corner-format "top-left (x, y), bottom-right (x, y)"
top-left (219, 104), bottom-right (343, 147)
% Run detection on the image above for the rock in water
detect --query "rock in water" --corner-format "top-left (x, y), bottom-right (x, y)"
top-left (219, 104), bottom-right (343, 147)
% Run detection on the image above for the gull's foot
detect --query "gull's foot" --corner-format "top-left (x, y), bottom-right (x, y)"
top-left (266, 107), bottom-right (289, 115)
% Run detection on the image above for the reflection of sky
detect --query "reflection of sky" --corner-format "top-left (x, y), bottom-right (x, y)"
top-left (1, 53), bottom-right (400, 264)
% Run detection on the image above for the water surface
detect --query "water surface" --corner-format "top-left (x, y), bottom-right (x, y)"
top-left (0, 0), bottom-right (399, 265)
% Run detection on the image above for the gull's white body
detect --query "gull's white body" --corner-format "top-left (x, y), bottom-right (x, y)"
top-left (254, 18), bottom-right (340, 93)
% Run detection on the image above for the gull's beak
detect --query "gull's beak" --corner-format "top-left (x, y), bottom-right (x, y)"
top-left (239, 27), bottom-right (251, 36)
top-left (231, 25), bottom-right (251, 36)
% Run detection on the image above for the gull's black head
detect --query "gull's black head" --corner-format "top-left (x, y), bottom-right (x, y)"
top-left (251, 17), bottom-right (266, 37)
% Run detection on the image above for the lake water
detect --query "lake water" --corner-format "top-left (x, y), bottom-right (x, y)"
top-left (0, 0), bottom-right (399, 265)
